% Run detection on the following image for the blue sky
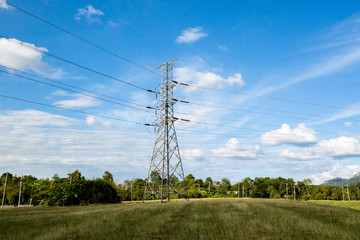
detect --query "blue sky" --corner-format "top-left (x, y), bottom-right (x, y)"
top-left (1, 0), bottom-right (360, 184)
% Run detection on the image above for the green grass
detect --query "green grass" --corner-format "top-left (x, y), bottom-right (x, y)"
top-left (310, 200), bottom-right (360, 211)
top-left (1, 199), bottom-right (360, 240)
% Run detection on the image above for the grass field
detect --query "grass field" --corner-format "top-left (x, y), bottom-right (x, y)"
top-left (310, 200), bottom-right (360, 211)
top-left (1, 199), bottom-right (360, 240)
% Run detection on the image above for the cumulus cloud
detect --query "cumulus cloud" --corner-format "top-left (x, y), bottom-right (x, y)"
top-left (212, 138), bottom-right (262, 159)
top-left (0, 38), bottom-right (63, 78)
top-left (261, 123), bottom-right (317, 146)
top-left (0, 0), bottom-right (9, 9)
top-left (174, 67), bottom-right (245, 89)
top-left (75, 5), bottom-right (104, 23)
top-left (315, 136), bottom-right (360, 158)
top-left (52, 93), bottom-right (100, 109)
top-left (310, 161), bottom-right (360, 184)
top-left (176, 27), bottom-right (207, 44)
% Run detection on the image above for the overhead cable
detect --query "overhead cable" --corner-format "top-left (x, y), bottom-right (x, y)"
top-left (3, 0), bottom-right (161, 77)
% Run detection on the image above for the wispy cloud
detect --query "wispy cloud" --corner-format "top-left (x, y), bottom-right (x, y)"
top-left (240, 14), bottom-right (360, 106)
top-left (75, 5), bottom-right (104, 24)
top-left (310, 103), bottom-right (360, 126)
top-left (0, 109), bottom-right (154, 181)
top-left (176, 27), bottom-right (207, 44)
top-left (52, 92), bottom-right (100, 109)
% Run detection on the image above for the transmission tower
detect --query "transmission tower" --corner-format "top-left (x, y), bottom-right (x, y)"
top-left (143, 59), bottom-right (187, 203)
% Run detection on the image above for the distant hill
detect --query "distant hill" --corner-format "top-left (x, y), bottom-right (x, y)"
top-left (322, 172), bottom-right (360, 186)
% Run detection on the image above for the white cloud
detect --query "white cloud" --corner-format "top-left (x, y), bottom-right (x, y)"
top-left (310, 161), bottom-right (360, 184)
top-left (0, 109), bottom-right (154, 181)
top-left (310, 103), bottom-right (360, 126)
top-left (86, 115), bottom-right (111, 127)
top-left (261, 123), bottom-right (317, 146)
top-left (279, 149), bottom-right (318, 160)
top-left (176, 27), bottom-right (207, 44)
top-left (182, 149), bottom-right (204, 160)
top-left (0, 38), bottom-right (63, 78)
top-left (315, 136), bottom-right (360, 158)
top-left (0, 109), bottom-right (76, 127)
top-left (107, 20), bottom-right (120, 28)
top-left (304, 13), bottom-right (360, 53)
top-left (345, 121), bottom-right (352, 127)
top-left (75, 5), bottom-right (104, 23)
top-left (0, 0), bottom-right (9, 9)
top-left (174, 67), bottom-right (245, 89)
top-left (212, 138), bottom-right (262, 159)
top-left (53, 94), bottom-right (100, 109)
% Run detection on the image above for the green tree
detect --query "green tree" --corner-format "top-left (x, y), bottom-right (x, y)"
top-left (103, 171), bottom-right (114, 184)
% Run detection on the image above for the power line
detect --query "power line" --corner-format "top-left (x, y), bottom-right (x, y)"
top-left (0, 72), bottom-right (346, 138)
top-left (0, 68), bottom-right (155, 113)
top-left (81, 0), bottom-right (177, 61)
top-left (0, 124), bottom-right (155, 135)
top-left (4, 0), bottom-right (161, 77)
top-left (175, 99), bottom-right (352, 126)
top-left (0, 35), bottom-right (155, 93)
top-left (175, 118), bottom-right (334, 140)
top-left (174, 94), bottom-right (360, 124)
top-left (35, 0), bottom-right (160, 70)
top-left (174, 81), bottom-right (359, 112)
top-left (1, 65), bottom-right (152, 109)
top-left (174, 110), bottom-right (338, 135)
top-left (0, 94), bottom-right (153, 126)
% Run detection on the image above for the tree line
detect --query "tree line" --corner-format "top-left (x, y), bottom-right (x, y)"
top-left (1, 171), bottom-right (360, 206)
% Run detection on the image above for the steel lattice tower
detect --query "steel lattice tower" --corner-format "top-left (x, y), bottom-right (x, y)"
top-left (143, 59), bottom-right (187, 203)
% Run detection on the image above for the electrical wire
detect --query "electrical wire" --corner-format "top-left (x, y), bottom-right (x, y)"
top-left (175, 99), bottom-right (352, 126)
top-left (81, 0), bottom-right (177, 61)
top-left (0, 68), bottom-right (156, 113)
top-left (0, 35), bottom-right (155, 93)
top-left (4, 0), bottom-right (161, 77)
top-left (173, 94), bottom-right (360, 124)
top-left (174, 81), bottom-right (360, 112)
top-left (0, 94), bottom-right (153, 126)
top-left (1, 65), bottom-right (153, 108)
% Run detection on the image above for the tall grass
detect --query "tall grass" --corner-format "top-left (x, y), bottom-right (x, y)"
top-left (0, 199), bottom-right (359, 240)
top-left (311, 200), bottom-right (360, 211)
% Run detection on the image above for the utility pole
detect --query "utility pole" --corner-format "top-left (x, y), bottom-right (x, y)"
top-left (130, 181), bottom-right (133, 202)
top-left (243, 181), bottom-right (245, 198)
top-left (2, 173), bottom-right (8, 208)
top-left (208, 181), bottom-right (211, 193)
top-left (143, 60), bottom-right (187, 203)
top-left (237, 182), bottom-right (240, 198)
top-left (18, 174), bottom-right (23, 207)
top-left (347, 184), bottom-right (350, 201)
top-left (342, 186), bottom-right (345, 201)
top-left (294, 185), bottom-right (296, 200)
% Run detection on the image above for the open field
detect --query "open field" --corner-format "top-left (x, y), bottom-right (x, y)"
top-left (310, 200), bottom-right (360, 211)
top-left (1, 199), bottom-right (360, 240)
